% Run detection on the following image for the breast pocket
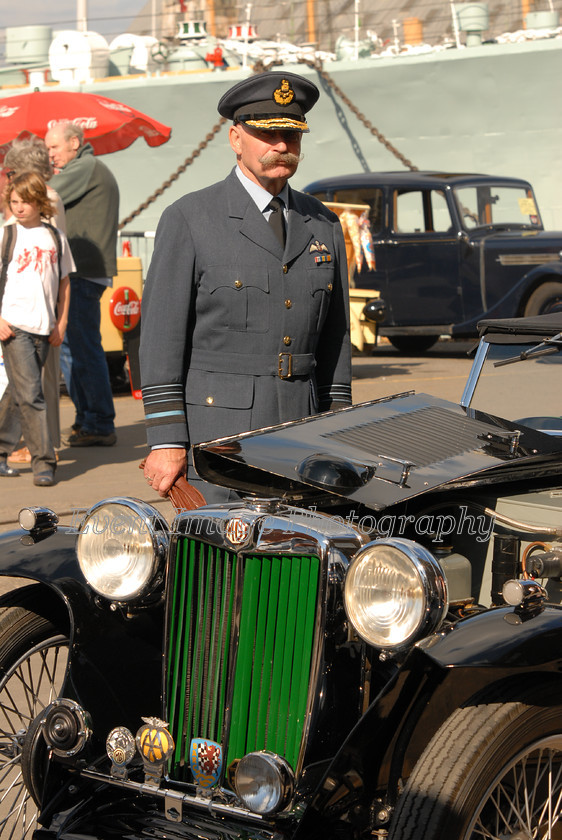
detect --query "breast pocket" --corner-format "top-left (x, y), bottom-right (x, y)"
top-left (203, 266), bottom-right (270, 333)
top-left (307, 266), bottom-right (335, 334)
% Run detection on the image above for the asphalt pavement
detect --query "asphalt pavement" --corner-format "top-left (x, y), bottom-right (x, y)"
top-left (0, 339), bottom-right (474, 534)
top-left (0, 393), bottom-right (170, 533)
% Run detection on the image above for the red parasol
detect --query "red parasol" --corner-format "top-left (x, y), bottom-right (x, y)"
top-left (0, 90), bottom-right (171, 160)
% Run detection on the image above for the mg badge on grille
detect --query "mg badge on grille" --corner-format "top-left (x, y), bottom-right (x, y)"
top-left (225, 517), bottom-right (251, 547)
top-left (190, 738), bottom-right (223, 787)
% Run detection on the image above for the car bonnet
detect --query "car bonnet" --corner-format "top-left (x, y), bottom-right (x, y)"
top-left (193, 392), bottom-right (562, 510)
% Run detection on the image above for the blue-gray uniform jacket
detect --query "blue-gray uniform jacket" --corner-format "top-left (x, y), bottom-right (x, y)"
top-left (139, 168), bottom-right (352, 450)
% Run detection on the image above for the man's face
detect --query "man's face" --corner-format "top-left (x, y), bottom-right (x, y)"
top-left (45, 127), bottom-right (80, 170)
top-left (229, 123), bottom-right (302, 192)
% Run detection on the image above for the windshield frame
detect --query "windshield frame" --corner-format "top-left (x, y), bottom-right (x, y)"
top-left (461, 337), bottom-right (562, 434)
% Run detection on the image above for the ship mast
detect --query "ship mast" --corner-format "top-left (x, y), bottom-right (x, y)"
top-left (77, 0), bottom-right (88, 32)
top-left (207, 0), bottom-right (216, 38)
top-left (306, 0), bottom-right (315, 44)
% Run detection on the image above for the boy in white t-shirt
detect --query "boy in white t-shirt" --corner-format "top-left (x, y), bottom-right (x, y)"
top-left (0, 171), bottom-right (73, 486)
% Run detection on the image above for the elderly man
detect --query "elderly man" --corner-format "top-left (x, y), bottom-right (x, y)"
top-left (46, 122), bottom-right (119, 446)
top-left (140, 71), bottom-right (351, 503)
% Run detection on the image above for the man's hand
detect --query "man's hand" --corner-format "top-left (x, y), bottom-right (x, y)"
top-left (143, 447), bottom-right (188, 497)
top-left (0, 318), bottom-right (15, 342)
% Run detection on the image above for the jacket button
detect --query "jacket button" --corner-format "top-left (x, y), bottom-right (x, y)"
top-left (206, 396), bottom-right (214, 404)
top-left (285, 299), bottom-right (292, 308)
top-left (282, 265), bottom-right (288, 274)
top-left (234, 280), bottom-right (243, 289)
top-left (327, 283), bottom-right (333, 291)
top-left (283, 336), bottom-right (292, 346)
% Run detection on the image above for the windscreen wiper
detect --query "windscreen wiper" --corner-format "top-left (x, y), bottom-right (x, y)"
top-left (494, 332), bottom-right (562, 367)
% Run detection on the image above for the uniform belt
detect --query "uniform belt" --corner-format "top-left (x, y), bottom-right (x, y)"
top-left (189, 349), bottom-right (316, 379)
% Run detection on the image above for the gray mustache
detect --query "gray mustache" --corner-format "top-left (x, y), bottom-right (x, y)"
top-left (259, 152), bottom-right (303, 166)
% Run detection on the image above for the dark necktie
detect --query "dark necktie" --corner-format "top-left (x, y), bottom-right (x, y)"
top-left (268, 197), bottom-right (286, 247)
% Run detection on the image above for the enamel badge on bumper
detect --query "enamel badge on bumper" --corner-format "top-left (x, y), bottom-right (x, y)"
top-left (190, 738), bottom-right (223, 787)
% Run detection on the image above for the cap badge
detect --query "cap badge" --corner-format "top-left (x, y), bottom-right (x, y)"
top-left (273, 79), bottom-right (295, 106)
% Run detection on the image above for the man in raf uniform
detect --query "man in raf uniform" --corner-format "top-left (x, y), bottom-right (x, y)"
top-left (139, 71), bottom-right (352, 502)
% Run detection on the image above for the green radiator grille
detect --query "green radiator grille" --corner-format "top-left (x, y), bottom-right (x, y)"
top-left (166, 537), bottom-right (320, 782)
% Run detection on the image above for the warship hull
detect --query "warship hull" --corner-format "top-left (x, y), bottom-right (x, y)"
top-left (1, 36), bottom-right (561, 235)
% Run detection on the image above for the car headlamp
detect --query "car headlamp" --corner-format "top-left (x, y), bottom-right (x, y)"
top-left (77, 499), bottom-right (168, 602)
top-left (344, 538), bottom-right (448, 651)
top-left (234, 751), bottom-right (294, 815)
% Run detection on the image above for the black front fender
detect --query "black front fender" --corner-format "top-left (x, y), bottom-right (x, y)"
top-left (297, 603), bottom-right (562, 837)
top-left (0, 526), bottom-right (81, 587)
top-left (0, 526), bottom-right (165, 735)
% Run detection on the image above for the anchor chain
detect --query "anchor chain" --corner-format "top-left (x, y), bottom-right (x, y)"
top-left (118, 117), bottom-right (227, 229)
top-left (298, 57), bottom-right (418, 171)
top-left (119, 56), bottom-right (417, 228)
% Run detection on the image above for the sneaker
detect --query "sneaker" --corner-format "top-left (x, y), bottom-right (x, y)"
top-left (68, 430), bottom-right (117, 447)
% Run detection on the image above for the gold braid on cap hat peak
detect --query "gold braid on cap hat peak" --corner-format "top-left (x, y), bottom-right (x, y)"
top-left (244, 115), bottom-right (309, 132)
top-left (273, 79), bottom-right (295, 106)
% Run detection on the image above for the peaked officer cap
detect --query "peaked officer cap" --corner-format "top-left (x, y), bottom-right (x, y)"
top-left (218, 71), bottom-right (320, 133)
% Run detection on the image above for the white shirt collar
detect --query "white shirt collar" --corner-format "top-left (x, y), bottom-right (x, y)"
top-left (235, 166), bottom-right (289, 215)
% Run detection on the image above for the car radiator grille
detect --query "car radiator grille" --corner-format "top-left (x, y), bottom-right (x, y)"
top-left (166, 537), bottom-right (320, 782)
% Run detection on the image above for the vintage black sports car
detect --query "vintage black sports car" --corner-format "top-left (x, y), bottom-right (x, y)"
top-left (305, 172), bottom-right (562, 353)
top-left (3, 314), bottom-right (562, 839)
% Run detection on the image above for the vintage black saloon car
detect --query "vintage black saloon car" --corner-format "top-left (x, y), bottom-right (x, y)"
top-left (4, 314), bottom-right (562, 840)
top-left (305, 172), bottom-right (562, 352)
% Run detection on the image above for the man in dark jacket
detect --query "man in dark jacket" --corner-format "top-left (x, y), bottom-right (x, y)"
top-left (47, 123), bottom-right (119, 446)
top-left (140, 72), bottom-right (351, 502)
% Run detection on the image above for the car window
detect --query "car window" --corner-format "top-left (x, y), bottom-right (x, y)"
top-left (309, 188), bottom-right (384, 235)
top-left (454, 184), bottom-right (542, 229)
top-left (393, 189), bottom-right (453, 234)
top-left (431, 190), bottom-right (453, 232)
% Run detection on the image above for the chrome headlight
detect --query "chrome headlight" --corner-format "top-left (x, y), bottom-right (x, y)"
top-left (234, 751), bottom-right (294, 815)
top-left (344, 538), bottom-right (448, 651)
top-left (77, 499), bottom-right (168, 602)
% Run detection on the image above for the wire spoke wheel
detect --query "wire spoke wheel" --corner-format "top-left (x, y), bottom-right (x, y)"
top-left (389, 698), bottom-right (562, 840)
top-left (469, 737), bottom-right (562, 839)
top-left (0, 587), bottom-right (69, 839)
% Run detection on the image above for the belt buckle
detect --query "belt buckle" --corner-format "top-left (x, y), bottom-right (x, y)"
top-left (278, 352), bottom-right (293, 379)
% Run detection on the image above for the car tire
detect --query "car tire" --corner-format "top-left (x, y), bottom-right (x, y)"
top-left (0, 585), bottom-right (69, 835)
top-left (524, 281), bottom-right (562, 316)
top-left (388, 692), bottom-right (562, 840)
top-left (388, 335), bottom-right (439, 354)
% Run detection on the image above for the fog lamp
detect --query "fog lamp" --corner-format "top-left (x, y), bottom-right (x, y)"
top-left (234, 751), bottom-right (294, 815)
